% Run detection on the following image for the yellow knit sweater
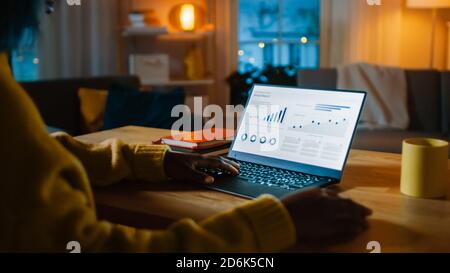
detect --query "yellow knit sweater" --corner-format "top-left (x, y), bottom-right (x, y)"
top-left (0, 52), bottom-right (296, 252)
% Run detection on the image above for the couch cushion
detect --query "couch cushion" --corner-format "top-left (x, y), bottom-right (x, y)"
top-left (104, 86), bottom-right (185, 130)
top-left (441, 71), bottom-right (450, 135)
top-left (405, 70), bottom-right (442, 132)
top-left (353, 129), bottom-right (448, 157)
top-left (297, 69), bottom-right (337, 90)
top-left (78, 88), bottom-right (108, 133)
top-left (20, 76), bottom-right (140, 135)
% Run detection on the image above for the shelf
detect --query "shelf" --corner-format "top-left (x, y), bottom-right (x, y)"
top-left (156, 31), bottom-right (214, 41)
top-left (122, 26), bottom-right (168, 37)
top-left (122, 26), bottom-right (214, 41)
top-left (140, 78), bottom-right (215, 87)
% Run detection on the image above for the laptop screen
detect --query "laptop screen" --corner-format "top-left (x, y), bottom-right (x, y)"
top-left (230, 85), bottom-right (365, 172)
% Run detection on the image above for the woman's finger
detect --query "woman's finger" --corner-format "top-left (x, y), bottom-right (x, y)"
top-left (321, 187), bottom-right (339, 197)
top-left (198, 158), bottom-right (240, 175)
top-left (187, 168), bottom-right (215, 184)
top-left (220, 157), bottom-right (240, 170)
top-left (340, 198), bottom-right (373, 217)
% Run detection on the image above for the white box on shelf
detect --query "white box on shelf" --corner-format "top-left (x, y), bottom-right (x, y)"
top-left (129, 54), bottom-right (170, 84)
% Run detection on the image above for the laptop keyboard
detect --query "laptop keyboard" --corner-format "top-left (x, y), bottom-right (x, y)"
top-left (201, 160), bottom-right (335, 191)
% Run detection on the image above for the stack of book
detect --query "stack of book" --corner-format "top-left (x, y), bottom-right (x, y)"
top-left (160, 129), bottom-right (235, 156)
top-left (124, 12), bottom-right (168, 36)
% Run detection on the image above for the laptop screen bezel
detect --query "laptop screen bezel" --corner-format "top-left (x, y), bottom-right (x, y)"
top-left (227, 84), bottom-right (367, 180)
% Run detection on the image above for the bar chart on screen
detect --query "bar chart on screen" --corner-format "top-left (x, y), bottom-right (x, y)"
top-left (262, 107), bottom-right (288, 124)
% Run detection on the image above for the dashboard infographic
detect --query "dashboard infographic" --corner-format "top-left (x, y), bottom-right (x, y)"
top-left (231, 85), bottom-right (365, 171)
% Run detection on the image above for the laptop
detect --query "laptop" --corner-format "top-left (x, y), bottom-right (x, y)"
top-left (205, 84), bottom-right (366, 199)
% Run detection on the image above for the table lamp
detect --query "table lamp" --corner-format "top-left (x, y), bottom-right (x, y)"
top-left (180, 4), bottom-right (196, 31)
top-left (407, 0), bottom-right (450, 68)
top-left (169, 3), bottom-right (205, 32)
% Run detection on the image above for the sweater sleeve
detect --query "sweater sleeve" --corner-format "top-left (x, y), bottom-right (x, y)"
top-left (34, 180), bottom-right (297, 252)
top-left (45, 134), bottom-right (297, 252)
top-left (0, 52), bottom-right (297, 252)
top-left (45, 135), bottom-right (297, 252)
top-left (51, 132), bottom-right (169, 186)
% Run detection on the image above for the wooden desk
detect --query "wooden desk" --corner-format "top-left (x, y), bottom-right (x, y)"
top-left (76, 126), bottom-right (450, 253)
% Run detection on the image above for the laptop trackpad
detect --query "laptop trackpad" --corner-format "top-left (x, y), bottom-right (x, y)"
top-left (207, 176), bottom-right (292, 199)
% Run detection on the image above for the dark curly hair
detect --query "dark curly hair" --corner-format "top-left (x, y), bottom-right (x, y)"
top-left (0, 0), bottom-right (42, 52)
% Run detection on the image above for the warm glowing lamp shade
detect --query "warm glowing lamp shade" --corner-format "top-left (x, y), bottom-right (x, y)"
top-left (180, 4), bottom-right (195, 31)
top-left (407, 0), bottom-right (450, 8)
top-left (169, 3), bottom-right (205, 32)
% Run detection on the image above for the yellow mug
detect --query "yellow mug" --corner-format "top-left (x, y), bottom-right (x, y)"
top-left (400, 138), bottom-right (449, 198)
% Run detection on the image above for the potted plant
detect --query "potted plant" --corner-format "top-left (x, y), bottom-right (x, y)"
top-left (227, 65), bottom-right (297, 106)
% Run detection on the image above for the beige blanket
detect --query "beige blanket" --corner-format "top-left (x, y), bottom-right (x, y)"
top-left (337, 62), bottom-right (409, 130)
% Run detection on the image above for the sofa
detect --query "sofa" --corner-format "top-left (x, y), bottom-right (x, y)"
top-left (297, 69), bottom-right (449, 155)
top-left (20, 76), bottom-right (141, 135)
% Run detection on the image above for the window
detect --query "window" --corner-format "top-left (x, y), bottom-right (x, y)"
top-left (11, 30), bottom-right (39, 82)
top-left (238, 0), bottom-right (320, 72)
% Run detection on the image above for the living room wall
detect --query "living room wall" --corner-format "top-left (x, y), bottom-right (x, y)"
top-left (323, 0), bottom-right (450, 70)
top-left (401, 8), bottom-right (450, 69)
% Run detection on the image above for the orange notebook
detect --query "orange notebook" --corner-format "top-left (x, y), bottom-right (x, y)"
top-left (161, 128), bottom-right (235, 150)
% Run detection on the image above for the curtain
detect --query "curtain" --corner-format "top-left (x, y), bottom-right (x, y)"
top-left (38, 0), bottom-right (120, 79)
top-left (326, 0), bottom-right (404, 67)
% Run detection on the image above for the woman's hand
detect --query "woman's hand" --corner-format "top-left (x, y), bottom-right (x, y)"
top-left (282, 188), bottom-right (372, 246)
top-left (164, 151), bottom-right (240, 184)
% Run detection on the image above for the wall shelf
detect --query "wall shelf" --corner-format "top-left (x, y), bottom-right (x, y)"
top-left (156, 31), bottom-right (214, 41)
top-left (118, 0), bottom-right (218, 104)
top-left (122, 26), bottom-right (169, 37)
top-left (140, 78), bottom-right (215, 87)
top-left (122, 26), bottom-right (214, 41)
